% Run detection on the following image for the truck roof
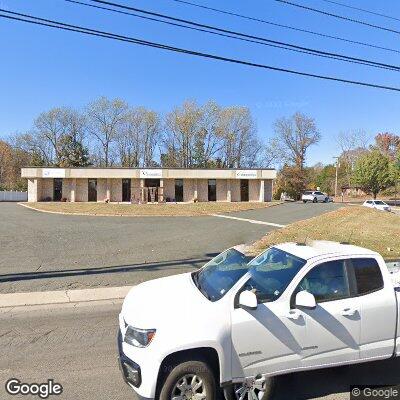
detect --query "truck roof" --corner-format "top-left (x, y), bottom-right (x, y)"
top-left (274, 240), bottom-right (378, 261)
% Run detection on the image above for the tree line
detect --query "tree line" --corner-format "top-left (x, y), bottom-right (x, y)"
top-left (274, 130), bottom-right (400, 200)
top-left (7, 97), bottom-right (263, 170)
top-left (1, 96), bottom-right (399, 199)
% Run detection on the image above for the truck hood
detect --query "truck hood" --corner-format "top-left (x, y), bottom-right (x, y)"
top-left (121, 272), bottom-right (211, 329)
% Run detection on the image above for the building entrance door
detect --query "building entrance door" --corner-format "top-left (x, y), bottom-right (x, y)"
top-left (240, 179), bottom-right (249, 201)
top-left (145, 179), bottom-right (160, 202)
top-left (122, 179), bottom-right (131, 202)
top-left (208, 179), bottom-right (217, 202)
top-left (88, 179), bottom-right (97, 202)
top-left (53, 178), bottom-right (63, 201)
top-left (175, 179), bottom-right (183, 202)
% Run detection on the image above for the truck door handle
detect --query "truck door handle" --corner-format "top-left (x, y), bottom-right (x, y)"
top-left (286, 310), bottom-right (301, 320)
top-left (341, 307), bottom-right (357, 316)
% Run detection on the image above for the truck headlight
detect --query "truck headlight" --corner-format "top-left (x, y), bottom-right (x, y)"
top-left (124, 326), bottom-right (156, 348)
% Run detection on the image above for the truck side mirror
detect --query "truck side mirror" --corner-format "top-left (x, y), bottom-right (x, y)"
top-left (239, 290), bottom-right (258, 310)
top-left (295, 290), bottom-right (316, 309)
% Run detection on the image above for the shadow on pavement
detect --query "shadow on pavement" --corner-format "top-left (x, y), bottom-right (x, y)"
top-left (273, 357), bottom-right (400, 399)
top-left (0, 254), bottom-right (219, 283)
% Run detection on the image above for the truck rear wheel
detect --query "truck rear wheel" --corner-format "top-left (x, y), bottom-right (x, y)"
top-left (224, 376), bottom-right (275, 400)
top-left (159, 360), bottom-right (216, 400)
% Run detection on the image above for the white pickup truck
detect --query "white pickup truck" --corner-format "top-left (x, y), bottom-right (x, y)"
top-left (118, 241), bottom-right (400, 400)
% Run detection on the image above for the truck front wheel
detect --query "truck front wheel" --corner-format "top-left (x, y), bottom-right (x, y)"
top-left (224, 376), bottom-right (275, 400)
top-left (159, 360), bottom-right (216, 400)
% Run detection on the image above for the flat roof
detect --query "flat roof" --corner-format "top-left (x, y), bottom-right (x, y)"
top-left (21, 167), bottom-right (277, 180)
top-left (22, 166), bottom-right (276, 170)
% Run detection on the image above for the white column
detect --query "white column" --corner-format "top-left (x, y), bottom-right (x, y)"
top-left (106, 178), bottom-right (111, 201)
top-left (227, 179), bottom-right (231, 202)
top-left (259, 180), bottom-right (265, 202)
top-left (159, 179), bottom-right (164, 202)
top-left (193, 179), bottom-right (198, 201)
top-left (70, 178), bottom-right (76, 202)
top-left (140, 179), bottom-right (145, 203)
top-left (28, 178), bottom-right (39, 202)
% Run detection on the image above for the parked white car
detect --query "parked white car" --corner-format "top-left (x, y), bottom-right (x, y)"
top-left (302, 191), bottom-right (329, 203)
top-left (118, 241), bottom-right (400, 400)
top-left (363, 199), bottom-right (391, 212)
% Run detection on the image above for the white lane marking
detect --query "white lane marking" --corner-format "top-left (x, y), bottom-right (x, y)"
top-left (211, 214), bottom-right (286, 228)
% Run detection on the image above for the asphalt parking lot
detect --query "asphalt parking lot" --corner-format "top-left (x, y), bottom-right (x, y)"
top-left (0, 202), bottom-right (341, 293)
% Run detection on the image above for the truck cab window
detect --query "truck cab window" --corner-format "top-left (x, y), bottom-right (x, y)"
top-left (298, 260), bottom-right (350, 302)
top-left (351, 258), bottom-right (384, 295)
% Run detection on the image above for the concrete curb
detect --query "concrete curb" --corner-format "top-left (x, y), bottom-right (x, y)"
top-left (17, 202), bottom-right (283, 218)
top-left (0, 286), bottom-right (132, 309)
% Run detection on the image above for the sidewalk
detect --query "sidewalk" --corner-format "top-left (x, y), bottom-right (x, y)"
top-left (0, 285), bottom-right (132, 309)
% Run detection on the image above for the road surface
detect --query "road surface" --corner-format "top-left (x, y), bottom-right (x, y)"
top-left (1, 302), bottom-right (399, 400)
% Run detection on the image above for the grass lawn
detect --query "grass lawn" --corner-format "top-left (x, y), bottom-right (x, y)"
top-left (251, 206), bottom-right (400, 260)
top-left (23, 201), bottom-right (281, 217)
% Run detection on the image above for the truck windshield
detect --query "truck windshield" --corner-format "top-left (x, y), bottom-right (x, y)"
top-left (245, 247), bottom-right (306, 302)
top-left (193, 249), bottom-right (250, 301)
top-left (193, 247), bottom-right (306, 302)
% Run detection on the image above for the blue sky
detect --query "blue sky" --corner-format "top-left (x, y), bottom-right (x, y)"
top-left (1, 0), bottom-right (400, 165)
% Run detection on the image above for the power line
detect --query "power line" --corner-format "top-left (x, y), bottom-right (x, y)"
top-left (66, 0), bottom-right (400, 72)
top-left (320, 0), bottom-right (400, 23)
top-left (77, 0), bottom-right (400, 72)
top-left (274, 0), bottom-right (400, 35)
top-left (1, 8), bottom-right (400, 92)
top-left (171, 0), bottom-right (400, 55)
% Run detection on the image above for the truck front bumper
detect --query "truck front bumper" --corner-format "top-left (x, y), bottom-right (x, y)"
top-left (118, 330), bottom-right (142, 388)
top-left (117, 329), bottom-right (158, 400)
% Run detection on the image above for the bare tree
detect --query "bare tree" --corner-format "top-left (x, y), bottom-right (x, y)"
top-left (219, 106), bottom-right (261, 168)
top-left (336, 129), bottom-right (370, 186)
top-left (272, 112), bottom-right (320, 170)
top-left (164, 100), bottom-right (203, 168)
top-left (192, 101), bottom-right (224, 167)
top-left (13, 107), bottom-right (86, 166)
top-left (141, 108), bottom-right (161, 167)
top-left (86, 97), bottom-right (128, 166)
top-left (116, 107), bottom-right (160, 167)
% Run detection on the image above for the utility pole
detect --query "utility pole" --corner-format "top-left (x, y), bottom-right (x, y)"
top-left (333, 156), bottom-right (340, 200)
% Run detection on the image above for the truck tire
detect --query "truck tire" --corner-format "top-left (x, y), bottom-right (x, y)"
top-left (303, 200), bottom-right (307, 203)
top-left (313, 197), bottom-right (317, 203)
top-left (224, 376), bottom-right (276, 400)
top-left (159, 360), bottom-right (216, 400)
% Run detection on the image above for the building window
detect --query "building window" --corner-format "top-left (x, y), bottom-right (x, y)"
top-left (175, 179), bottom-right (184, 202)
top-left (88, 179), bottom-right (97, 202)
top-left (53, 178), bottom-right (63, 201)
top-left (240, 179), bottom-right (249, 202)
top-left (122, 179), bottom-right (131, 202)
top-left (208, 179), bottom-right (216, 202)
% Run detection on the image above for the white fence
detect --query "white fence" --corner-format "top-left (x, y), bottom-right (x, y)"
top-left (0, 191), bottom-right (28, 202)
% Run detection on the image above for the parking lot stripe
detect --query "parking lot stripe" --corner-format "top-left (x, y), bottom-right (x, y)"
top-left (211, 214), bottom-right (286, 227)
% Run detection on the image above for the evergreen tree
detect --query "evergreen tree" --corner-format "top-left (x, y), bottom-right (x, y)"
top-left (57, 135), bottom-right (90, 167)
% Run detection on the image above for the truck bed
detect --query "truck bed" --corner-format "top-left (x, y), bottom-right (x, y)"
top-left (387, 261), bottom-right (400, 287)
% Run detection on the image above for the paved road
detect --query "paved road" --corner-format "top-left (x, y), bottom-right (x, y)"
top-left (1, 302), bottom-right (399, 400)
top-left (0, 202), bottom-right (340, 293)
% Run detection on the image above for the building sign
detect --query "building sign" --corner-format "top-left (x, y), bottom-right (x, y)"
top-left (235, 170), bottom-right (258, 179)
top-left (42, 168), bottom-right (66, 178)
top-left (140, 169), bottom-right (163, 178)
